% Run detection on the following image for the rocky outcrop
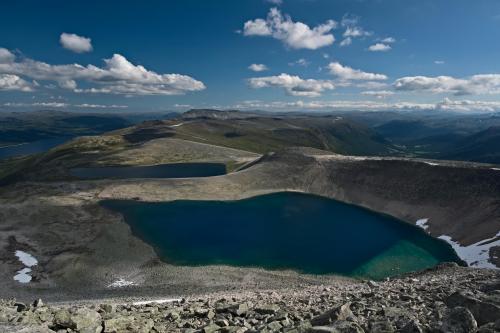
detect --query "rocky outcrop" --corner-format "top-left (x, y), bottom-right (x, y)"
top-left (1, 265), bottom-right (499, 333)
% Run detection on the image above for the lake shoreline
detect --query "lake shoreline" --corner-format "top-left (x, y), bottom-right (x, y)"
top-left (1, 148), bottom-right (498, 304)
top-left (101, 191), bottom-right (463, 280)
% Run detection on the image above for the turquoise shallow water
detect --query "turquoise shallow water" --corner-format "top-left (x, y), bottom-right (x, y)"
top-left (101, 192), bottom-right (463, 280)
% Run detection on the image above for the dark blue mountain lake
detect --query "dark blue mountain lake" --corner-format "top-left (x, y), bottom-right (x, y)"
top-left (70, 163), bottom-right (226, 179)
top-left (101, 192), bottom-right (463, 280)
top-left (0, 137), bottom-right (71, 160)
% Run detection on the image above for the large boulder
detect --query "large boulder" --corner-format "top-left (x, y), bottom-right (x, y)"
top-left (440, 307), bottom-right (478, 333)
top-left (52, 309), bottom-right (72, 328)
top-left (310, 303), bottom-right (355, 326)
top-left (16, 310), bottom-right (44, 326)
top-left (446, 291), bottom-right (500, 326)
top-left (202, 323), bottom-right (221, 333)
top-left (254, 304), bottom-right (280, 315)
top-left (229, 303), bottom-right (250, 316)
top-left (0, 305), bottom-right (19, 323)
top-left (71, 308), bottom-right (103, 333)
top-left (103, 315), bottom-right (153, 333)
top-left (53, 308), bottom-right (102, 333)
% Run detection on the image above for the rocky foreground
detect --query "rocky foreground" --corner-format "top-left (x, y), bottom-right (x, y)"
top-left (1, 264), bottom-right (499, 333)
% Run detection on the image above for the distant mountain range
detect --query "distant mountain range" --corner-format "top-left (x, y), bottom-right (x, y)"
top-left (1, 108), bottom-right (500, 164)
top-left (441, 126), bottom-right (500, 163)
top-left (373, 116), bottom-right (500, 163)
top-left (0, 110), bottom-right (179, 146)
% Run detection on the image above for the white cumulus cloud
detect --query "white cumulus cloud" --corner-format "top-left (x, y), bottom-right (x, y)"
top-left (393, 74), bottom-right (500, 95)
top-left (328, 62), bottom-right (387, 81)
top-left (2, 102), bottom-right (128, 109)
top-left (288, 58), bottom-right (310, 67)
top-left (0, 49), bottom-right (206, 96)
top-left (361, 90), bottom-right (394, 99)
top-left (343, 26), bottom-right (371, 38)
top-left (248, 73), bottom-right (335, 97)
top-left (380, 37), bottom-right (396, 43)
top-left (339, 37), bottom-right (352, 47)
top-left (368, 43), bottom-right (391, 52)
top-left (435, 98), bottom-right (500, 112)
top-left (230, 98), bottom-right (500, 113)
top-left (230, 99), bottom-right (434, 112)
top-left (243, 19), bottom-right (272, 36)
top-left (74, 103), bottom-right (128, 109)
top-left (248, 63), bottom-right (268, 72)
top-left (394, 76), bottom-right (465, 94)
top-left (355, 81), bottom-right (389, 90)
top-left (243, 8), bottom-right (337, 50)
top-left (0, 48), bottom-right (15, 63)
top-left (204, 98), bottom-right (500, 113)
top-left (58, 79), bottom-right (77, 90)
top-left (0, 74), bottom-right (33, 92)
top-left (3, 102), bottom-right (68, 108)
top-left (340, 15), bottom-right (372, 42)
top-left (60, 33), bottom-right (93, 53)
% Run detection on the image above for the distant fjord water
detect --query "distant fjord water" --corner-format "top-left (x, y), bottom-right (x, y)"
top-left (0, 137), bottom-right (71, 160)
top-left (101, 192), bottom-right (463, 280)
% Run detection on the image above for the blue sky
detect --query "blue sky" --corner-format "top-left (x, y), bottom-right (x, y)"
top-left (1, 0), bottom-right (500, 113)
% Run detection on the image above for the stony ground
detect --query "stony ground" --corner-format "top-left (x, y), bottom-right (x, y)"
top-left (1, 264), bottom-right (499, 333)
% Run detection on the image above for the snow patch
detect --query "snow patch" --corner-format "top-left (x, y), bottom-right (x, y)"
top-left (132, 298), bottom-right (182, 306)
top-left (14, 268), bottom-right (33, 283)
top-left (491, 168), bottom-right (500, 171)
top-left (108, 278), bottom-right (136, 288)
top-left (416, 218), bottom-right (429, 231)
top-left (439, 231), bottom-right (500, 269)
top-left (423, 161), bottom-right (439, 166)
top-left (170, 122), bottom-right (184, 128)
top-left (13, 250), bottom-right (38, 284)
top-left (15, 250), bottom-right (38, 267)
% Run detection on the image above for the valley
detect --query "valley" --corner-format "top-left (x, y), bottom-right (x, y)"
top-left (3, 2), bottom-right (500, 330)
top-left (0, 109), bottom-right (499, 332)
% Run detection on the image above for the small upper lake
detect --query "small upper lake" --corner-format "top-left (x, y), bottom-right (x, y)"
top-left (70, 163), bottom-right (226, 179)
top-left (0, 137), bottom-right (71, 160)
top-left (102, 192), bottom-right (463, 280)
